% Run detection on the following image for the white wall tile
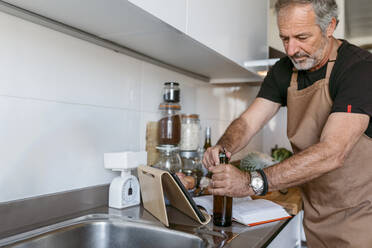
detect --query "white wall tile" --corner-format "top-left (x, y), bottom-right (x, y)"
top-left (198, 85), bottom-right (263, 154)
top-left (196, 86), bottom-right (224, 120)
top-left (262, 107), bottom-right (292, 154)
top-left (0, 96), bottom-right (140, 202)
top-left (139, 111), bottom-right (160, 151)
top-left (0, 12), bottom-right (142, 110)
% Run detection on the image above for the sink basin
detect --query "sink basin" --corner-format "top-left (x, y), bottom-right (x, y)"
top-left (0, 214), bottom-right (204, 248)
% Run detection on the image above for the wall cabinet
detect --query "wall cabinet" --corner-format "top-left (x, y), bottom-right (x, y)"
top-left (187, 0), bottom-right (268, 67)
top-left (128, 0), bottom-right (268, 70)
top-left (128, 0), bottom-right (188, 33)
top-left (0, 0), bottom-right (267, 83)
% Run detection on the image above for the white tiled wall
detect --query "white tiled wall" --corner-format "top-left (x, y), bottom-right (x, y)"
top-left (262, 108), bottom-right (292, 155)
top-left (0, 12), bottom-right (262, 202)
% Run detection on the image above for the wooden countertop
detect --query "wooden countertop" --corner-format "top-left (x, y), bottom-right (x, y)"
top-left (252, 187), bottom-right (302, 215)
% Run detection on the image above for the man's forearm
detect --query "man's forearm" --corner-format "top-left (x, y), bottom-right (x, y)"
top-left (215, 98), bottom-right (281, 156)
top-left (265, 113), bottom-right (369, 191)
top-left (265, 141), bottom-right (343, 191)
top-left (216, 117), bottom-right (254, 155)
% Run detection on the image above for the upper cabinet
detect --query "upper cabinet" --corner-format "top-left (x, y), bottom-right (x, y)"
top-left (128, 0), bottom-right (188, 33)
top-left (187, 0), bottom-right (268, 68)
top-left (0, 0), bottom-right (268, 83)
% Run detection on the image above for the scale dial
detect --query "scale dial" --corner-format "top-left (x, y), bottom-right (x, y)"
top-left (122, 177), bottom-right (139, 205)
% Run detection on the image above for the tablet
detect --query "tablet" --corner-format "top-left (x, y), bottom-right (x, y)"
top-left (170, 172), bottom-right (206, 222)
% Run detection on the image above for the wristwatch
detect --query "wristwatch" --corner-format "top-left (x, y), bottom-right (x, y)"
top-left (250, 169), bottom-right (268, 196)
top-left (250, 171), bottom-right (264, 195)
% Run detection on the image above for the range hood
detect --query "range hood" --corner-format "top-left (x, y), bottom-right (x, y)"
top-left (0, 0), bottom-right (265, 83)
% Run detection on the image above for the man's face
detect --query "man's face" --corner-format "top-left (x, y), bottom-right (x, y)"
top-left (277, 4), bottom-right (328, 70)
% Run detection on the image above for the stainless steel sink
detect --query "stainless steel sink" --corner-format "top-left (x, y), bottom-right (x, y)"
top-left (0, 214), bottom-right (205, 248)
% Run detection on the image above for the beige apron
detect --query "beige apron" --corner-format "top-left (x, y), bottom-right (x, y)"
top-left (287, 38), bottom-right (372, 248)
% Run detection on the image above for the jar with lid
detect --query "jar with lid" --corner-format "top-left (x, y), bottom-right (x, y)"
top-left (180, 151), bottom-right (203, 189)
top-left (180, 114), bottom-right (201, 151)
top-left (153, 145), bottom-right (182, 173)
top-left (163, 82), bottom-right (180, 103)
top-left (158, 103), bottom-right (181, 145)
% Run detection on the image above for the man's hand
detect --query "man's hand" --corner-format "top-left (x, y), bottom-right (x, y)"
top-left (202, 145), bottom-right (231, 170)
top-left (202, 98), bottom-right (280, 171)
top-left (208, 163), bottom-right (254, 197)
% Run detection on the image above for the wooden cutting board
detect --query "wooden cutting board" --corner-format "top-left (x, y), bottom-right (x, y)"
top-left (252, 187), bottom-right (302, 215)
top-left (146, 121), bottom-right (160, 166)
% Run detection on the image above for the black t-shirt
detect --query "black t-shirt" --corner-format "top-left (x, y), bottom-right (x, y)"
top-left (257, 40), bottom-right (372, 138)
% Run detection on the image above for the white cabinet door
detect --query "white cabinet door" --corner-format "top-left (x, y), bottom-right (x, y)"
top-left (128, 0), bottom-right (187, 33)
top-left (268, 210), bottom-right (304, 248)
top-left (187, 0), bottom-right (268, 66)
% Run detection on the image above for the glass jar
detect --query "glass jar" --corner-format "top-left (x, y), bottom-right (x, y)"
top-left (153, 145), bottom-right (182, 173)
top-left (180, 114), bottom-right (201, 151)
top-left (180, 151), bottom-right (203, 189)
top-left (163, 82), bottom-right (180, 103)
top-left (158, 103), bottom-right (181, 145)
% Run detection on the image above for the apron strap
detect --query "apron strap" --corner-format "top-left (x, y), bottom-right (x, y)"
top-left (325, 60), bottom-right (335, 79)
top-left (325, 38), bottom-right (339, 79)
top-left (290, 68), bottom-right (298, 88)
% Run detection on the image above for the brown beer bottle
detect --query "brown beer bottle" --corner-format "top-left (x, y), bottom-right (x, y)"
top-left (213, 151), bottom-right (233, 227)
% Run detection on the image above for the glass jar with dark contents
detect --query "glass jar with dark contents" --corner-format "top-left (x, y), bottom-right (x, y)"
top-left (163, 82), bottom-right (180, 103)
top-left (158, 102), bottom-right (181, 145)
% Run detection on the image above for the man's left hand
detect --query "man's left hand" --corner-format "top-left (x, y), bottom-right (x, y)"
top-left (208, 164), bottom-right (254, 197)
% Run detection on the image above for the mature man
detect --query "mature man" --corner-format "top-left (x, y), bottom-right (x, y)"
top-left (203, 0), bottom-right (372, 247)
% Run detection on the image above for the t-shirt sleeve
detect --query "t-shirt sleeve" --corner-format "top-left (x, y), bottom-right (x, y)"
top-left (331, 61), bottom-right (372, 117)
top-left (257, 66), bottom-right (287, 106)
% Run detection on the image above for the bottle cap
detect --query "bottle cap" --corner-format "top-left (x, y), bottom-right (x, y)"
top-left (164, 82), bottom-right (179, 86)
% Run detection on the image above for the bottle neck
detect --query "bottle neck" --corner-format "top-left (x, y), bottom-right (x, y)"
top-left (204, 138), bottom-right (211, 149)
top-left (205, 127), bottom-right (211, 138)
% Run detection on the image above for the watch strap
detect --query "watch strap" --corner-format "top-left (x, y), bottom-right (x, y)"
top-left (257, 169), bottom-right (268, 196)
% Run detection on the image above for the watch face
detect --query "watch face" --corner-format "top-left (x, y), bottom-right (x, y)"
top-left (252, 177), bottom-right (263, 189)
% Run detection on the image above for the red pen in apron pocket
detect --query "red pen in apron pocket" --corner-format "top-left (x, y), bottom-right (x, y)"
top-left (347, 104), bottom-right (352, 113)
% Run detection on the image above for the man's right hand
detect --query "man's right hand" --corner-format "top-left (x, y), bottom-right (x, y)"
top-left (202, 145), bottom-right (231, 171)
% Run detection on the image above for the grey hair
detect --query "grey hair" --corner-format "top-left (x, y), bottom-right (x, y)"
top-left (275, 0), bottom-right (339, 33)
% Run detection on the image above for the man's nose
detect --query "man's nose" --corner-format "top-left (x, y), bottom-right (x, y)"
top-left (286, 39), bottom-right (300, 57)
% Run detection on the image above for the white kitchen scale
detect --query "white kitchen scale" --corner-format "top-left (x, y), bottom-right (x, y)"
top-left (104, 151), bottom-right (147, 209)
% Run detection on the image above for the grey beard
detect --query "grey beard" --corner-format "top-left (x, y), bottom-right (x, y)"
top-left (289, 38), bottom-right (328, 71)
top-left (290, 56), bottom-right (318, 70)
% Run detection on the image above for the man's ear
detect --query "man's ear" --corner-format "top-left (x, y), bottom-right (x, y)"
top-left (326, 17), bottom-right (337, 37)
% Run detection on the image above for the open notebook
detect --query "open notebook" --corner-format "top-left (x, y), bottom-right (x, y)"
top-left (193, 195), bottom-right (291, 226)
